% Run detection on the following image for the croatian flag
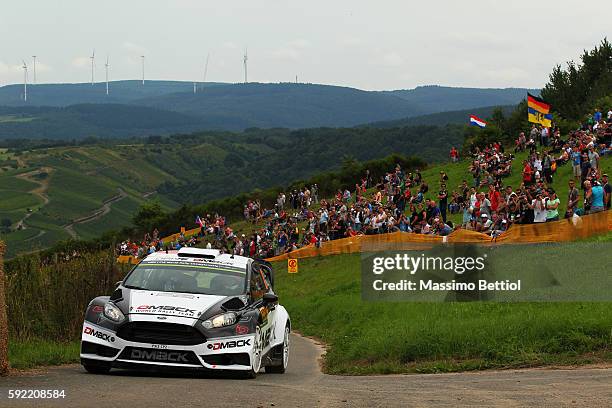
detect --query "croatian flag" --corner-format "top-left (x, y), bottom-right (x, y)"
top-left (469, 115), bottom-right (487, 128)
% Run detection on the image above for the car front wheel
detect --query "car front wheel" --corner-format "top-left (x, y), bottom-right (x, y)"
top-left (265, 325), bottom-right (289, 374)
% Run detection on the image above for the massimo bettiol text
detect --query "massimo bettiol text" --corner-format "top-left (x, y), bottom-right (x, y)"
top-left (360, 243), bottom-right (611, 302)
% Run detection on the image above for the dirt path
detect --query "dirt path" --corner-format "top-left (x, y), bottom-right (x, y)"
top-left (14, 167), bottom-right (52, 230)
top-left (1, 334), bottom-right (609, 407)
top-left (63, 188), bottom-right (127, 239)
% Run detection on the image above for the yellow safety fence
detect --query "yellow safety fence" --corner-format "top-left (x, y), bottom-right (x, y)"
top-left (265, 210), bottom-right (612, 262)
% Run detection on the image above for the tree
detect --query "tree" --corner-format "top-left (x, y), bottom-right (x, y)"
top-left (541, 38), bottom-right (612, 120)
top-left (132, 201), bottom-right (166, 232)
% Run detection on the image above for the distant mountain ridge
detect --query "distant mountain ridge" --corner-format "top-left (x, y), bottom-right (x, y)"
top-left (365, 105), bottom-right (517, 128)
top-left (0, 81), bottom-right (538, 137)
top-left (382, 85), bottom-right (540, 113)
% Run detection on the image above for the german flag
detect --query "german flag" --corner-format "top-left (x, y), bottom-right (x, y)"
top-left (527, 93), bottom-right (552, 127)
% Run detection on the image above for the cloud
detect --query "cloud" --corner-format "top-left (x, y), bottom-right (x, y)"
top-left (484, 67), bottom-right (530, 82)
top-left (271, 47), bottom-right (300, 61)
top-left (222, 41), bottom-right (238, 50)
top-left (271, 39), bottom-right (311, 61)
top-left (122, 41), bottom-right (147, 55)
top-left (71, 56), bottom-right (91, 68)
top-left (289, 39), bottom-right (311, 49)
top-left (381, 52), bottom-right (404, 67)
top-left (0, 61), bottom-right (23, 75)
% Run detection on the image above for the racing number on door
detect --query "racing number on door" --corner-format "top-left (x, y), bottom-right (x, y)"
top-left (288, 259), bottom-right (298, 273)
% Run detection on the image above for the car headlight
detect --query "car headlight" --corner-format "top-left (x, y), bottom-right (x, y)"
top-left (103, 302), bottom-right (125, 322)
top-left (203, 312), bottom-right (237, 329)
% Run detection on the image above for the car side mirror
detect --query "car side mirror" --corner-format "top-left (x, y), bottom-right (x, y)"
top-left (263, 293), bottom-right (278, 304)
top-left (115, 280), bottom-right (123, 287)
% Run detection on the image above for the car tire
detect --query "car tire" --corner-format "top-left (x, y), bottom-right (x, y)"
top-left (82, 359), bottom-right (111, 374)
top-left (265, 325), bottom-right (289, 374)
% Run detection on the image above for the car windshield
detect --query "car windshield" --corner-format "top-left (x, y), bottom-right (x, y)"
top-left (123, 260), bottom-right (247, 296)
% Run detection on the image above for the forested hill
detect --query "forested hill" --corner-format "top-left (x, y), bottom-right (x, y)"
top-left (132, 83), bottom-right (424, 128)
top-left (0, 80), bottom-right (227, 107)
top-left (366, 105), bottom-right (516, 128)
top-left (383, 86), bottom-right (540, 113)
top-left (0, 82), bottom-right (536, 136)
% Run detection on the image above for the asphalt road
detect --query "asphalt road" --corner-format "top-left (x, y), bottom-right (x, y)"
top-left (0, 335), bottom-right (610, 407)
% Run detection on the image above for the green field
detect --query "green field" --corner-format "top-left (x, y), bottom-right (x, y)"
top-left (272, 244), bottom-right (612, 374)
top-left (0, 144), bottom-right (183, 257)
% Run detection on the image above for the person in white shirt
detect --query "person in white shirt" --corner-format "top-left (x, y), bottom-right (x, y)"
top-left (531, 195), bottom-right (548, 223)
top-left (533, 156), bottom-right (543, 172)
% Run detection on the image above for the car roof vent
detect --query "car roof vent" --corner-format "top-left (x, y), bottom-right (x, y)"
top-left (177, 247), bottom-right (221, 259)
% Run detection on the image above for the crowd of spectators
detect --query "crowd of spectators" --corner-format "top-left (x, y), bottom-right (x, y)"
top-left (119, 108), bottom-right (611, 260)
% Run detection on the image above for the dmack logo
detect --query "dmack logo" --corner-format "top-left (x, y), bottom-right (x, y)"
top-left (136, 305), bottom-right (196, 315)
top-left (130, 349), bottom-right (189, 362)
top-left (207, 339), bottom-right (251, 350)
top-left (84, 326), bottom-right (115, 342)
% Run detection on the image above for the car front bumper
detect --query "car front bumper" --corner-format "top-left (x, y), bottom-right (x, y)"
top-left (81, 322), bottom-right (256, 371)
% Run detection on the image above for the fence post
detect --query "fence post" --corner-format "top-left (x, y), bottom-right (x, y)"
top-left (0, 241), bottom-right (8, 375)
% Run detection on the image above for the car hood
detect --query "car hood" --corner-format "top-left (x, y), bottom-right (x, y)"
top-left (127, 290), bottom-right (226, 319)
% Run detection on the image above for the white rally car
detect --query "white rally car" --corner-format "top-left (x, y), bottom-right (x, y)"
top-left (80, 248), bottom-right (290, 378)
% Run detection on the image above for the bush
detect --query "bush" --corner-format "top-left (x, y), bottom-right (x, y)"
top-left (5, 249), bottom-right (128, 340)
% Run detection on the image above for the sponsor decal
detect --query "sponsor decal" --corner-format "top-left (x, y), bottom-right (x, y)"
top-left (91, 305), bottom-right (103, 314)
top-left (84, 326), bottom-right (115, 343)
top-left (207, 339), bottom-right (251, 350)
top-left (134, 305), bottom-right (197, 316)
top-left (235, 324), bottom-right (250, 335)
top-left (130, 349), bottom-right (189, 363)
top-left (260, 325), bottom-right (273, 348)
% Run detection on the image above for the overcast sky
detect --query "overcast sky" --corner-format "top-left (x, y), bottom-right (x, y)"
top-left (0, 0), bottom-right (609, 90)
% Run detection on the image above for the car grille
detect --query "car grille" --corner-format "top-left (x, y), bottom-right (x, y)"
top-left (117, 322), bottom-right (205, 345)
top-left (119, 347), bottom-right (201, 365)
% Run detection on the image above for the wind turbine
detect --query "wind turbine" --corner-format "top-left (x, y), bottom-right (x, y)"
top-left (32, 55), bottom-right (37, 84)
top-left (141, 55), bottom-right (145, 85)
top-left (22, 60), bottom-right (28, 101)
top-left (90, 49), bottom-right (95, 85)
top-left (202, 53), bottom-right (210, 90)
top-left (105, 55), bottom-right (110, 95)
top-left (243, 48), bottom-right (248, 83)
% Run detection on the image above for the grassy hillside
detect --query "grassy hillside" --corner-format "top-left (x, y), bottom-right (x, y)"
top-left (0, 124), bottom-right (463, 257)
top-left (272, 248), bottom-right (611, 374)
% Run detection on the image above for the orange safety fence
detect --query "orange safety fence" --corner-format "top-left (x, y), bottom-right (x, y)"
top-left (117, 211), bottom-right (611, 264)
top-left (161, 227), bottom-right (202, 245)
top-left (117, 255), bottom-right (139, 265)
top-left (265, 210), bottom-right (612, 262)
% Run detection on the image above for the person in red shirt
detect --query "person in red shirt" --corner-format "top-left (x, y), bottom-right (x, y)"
top-left (522, 161), bottom-right (534, 185)
top-left (488, 185), bottom-right (501, 212)
top-left (449, 147), bottom-right (459, 163)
